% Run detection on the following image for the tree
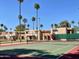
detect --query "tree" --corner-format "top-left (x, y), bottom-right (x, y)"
top-left (17, 0), bottom-right (24, 24)
top-left (10, 28), bottom-right (12, 31)
top-left (71, 21), bottom-right (75, 24)
top-left (59, 20), bottom-right (71, 27)
top-left (73, 26), bottom-right (79, 33)
top-left (54, 24), bottom-right (59, 28)
top-left (23, 18), bottom-right (27, 24)
top-left (51, 24), bottom-right (53, 28)
top-left (0, 24), bottom-right (3, 27)
top-left (10, 28), bottom-right (12, 33)
top-left (71, 21), bottom-right (75, 28)
top-left (0, 24), bottom-right (8, 32)
top-left (23, 18), bottom-right (27, 29)
top-left (0, 24), bottom-right (4, 29)
top-left (34, 3), bottom-right (40, 40)
top-left (40, 24), bottom-right (43, 30)
top-left (32, 16), bottom-right (35, 30)
top-left (34, 3), bottom-right (40, 30)
top-left (78, 21), bottom-right (79, 27)
top-left (17, 0), bottom-right (24, 42)
top-left (15, 24), bottom-right (25, 31)
top-left (18, 0), bottom-right (23, 3)
top-left (0, 29), bottom-right (5, 32)
top-left (27, 24), bottom-right (30, 29)
top-left (4, 26), bottom-right (8, 31)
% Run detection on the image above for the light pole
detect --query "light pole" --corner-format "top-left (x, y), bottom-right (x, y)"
top-left (17, 0), bottom-right (24, 42)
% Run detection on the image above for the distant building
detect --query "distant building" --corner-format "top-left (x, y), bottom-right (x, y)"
top-left (0, 32), bottom-right (16, 40)
top-left (50, 27), bottom-right (74, 41)
top-left (51, 27), bottom-right (74, 34)
top-left (0, 27), bottom-right (75, 41)
top-left (15, 30), bottom-right (51, 41)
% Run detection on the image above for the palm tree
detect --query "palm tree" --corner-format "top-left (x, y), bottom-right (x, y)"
top-left (34, 3), bottom-right (40, 30)
top-left (78, 21), bottom-right (79, 27)
top-left (10, 28), bottom-right (12, 33)
top-left (0, 24), bottom-right (4, 32)
top-left (18, 0), bottom-right (24, 24)
top-left (54, 24), bottom-right (58, 28)
top-left (4, 26), bottom-right (8, 31)
top-left (27, 24), bottom-right (30, 29)
top-left (17, 0), bottom-right (24, 42)
top-left (34, 3), bottom-right (40, 40)
top-left (0, 24), bottom-right (3, 27)
top-left (71, 21), bottom-right (75, 28)
top-left (10, 28), bottom-right (12, 30)
top-left (60, 20), bottom-right (71, 28)
top-left (0, 24), bottom-right (8, 32)
top-left (32, 16), bottom-right (35, 30)
top-left (23, 18), bottom-right (27, 30)
top-left (0, 24), bottom-right (3, 44)
top-left (0, 24), bottom-right (3, 29)
top-left (40, 24), bottom-right (43, 30)
top-left (23, 18), bottom-right (27, 24)
top-left (51, 24), bottom-right (53, 28)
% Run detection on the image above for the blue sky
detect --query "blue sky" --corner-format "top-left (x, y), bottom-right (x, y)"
top-left (0, 0), bottom-right (79, 31)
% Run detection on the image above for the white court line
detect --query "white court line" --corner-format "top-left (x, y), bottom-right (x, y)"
top-left (56, 45), bottom-right (79, 59)
top-left (56, 45), bottom-right (78, 59)
top-left (50, 45), bottom-right (71, 53)
top-left (65, 46), bottom-right (79, 54)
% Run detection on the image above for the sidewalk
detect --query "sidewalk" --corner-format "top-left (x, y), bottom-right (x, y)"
top-left (0, 42), bottom-right (32, 47)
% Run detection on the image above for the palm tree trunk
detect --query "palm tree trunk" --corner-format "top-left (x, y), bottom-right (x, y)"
top-left (38, 18), bottom-right (40, 30)
top-left (19, 2), bottom-right (21, 17)
top-left (36, 10), bottom-right (38, 30)
top-left (19, 2), bottom-right (22, 42)
top-left (36, 10), bottom-right (38, 40)
top-left (33, 21), bottom-right (34, 30)
top-left (36, 10), bottom-right (40, 41)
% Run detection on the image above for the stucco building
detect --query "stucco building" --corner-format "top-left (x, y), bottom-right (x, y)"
top-left (0, 27), bottom-right (74, 41)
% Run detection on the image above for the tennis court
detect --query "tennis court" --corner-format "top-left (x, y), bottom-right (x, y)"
top-left (0, 41), bottom-right (79, 59)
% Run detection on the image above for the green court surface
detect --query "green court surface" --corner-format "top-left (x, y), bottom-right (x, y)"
top-left (0, 41), bottom-right (79, 59)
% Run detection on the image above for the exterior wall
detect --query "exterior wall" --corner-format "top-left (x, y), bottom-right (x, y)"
top-left (0, 32), bottom-right (16, 36)
top-left (0, 28), bottom-right (74, 41)
top-left (41, 30), bottom-right (51, 40)
top-left (51, 27), bottom-right (74, 41)
top-left (0, 32), bottom-right (16, 40)
top-left (52, 28), bottom-right (67, 34)
top-left (52, 27), bottom-right (73, 34)
top-left (53, 28), bottom-right (67, 41)
top-left (57, 28), bottom-right (67, 34)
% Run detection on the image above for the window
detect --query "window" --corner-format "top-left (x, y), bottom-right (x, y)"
top-left (53, 29), bottom-right (58, 32)
top-left (26, 32), bottom-right (28, 34)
